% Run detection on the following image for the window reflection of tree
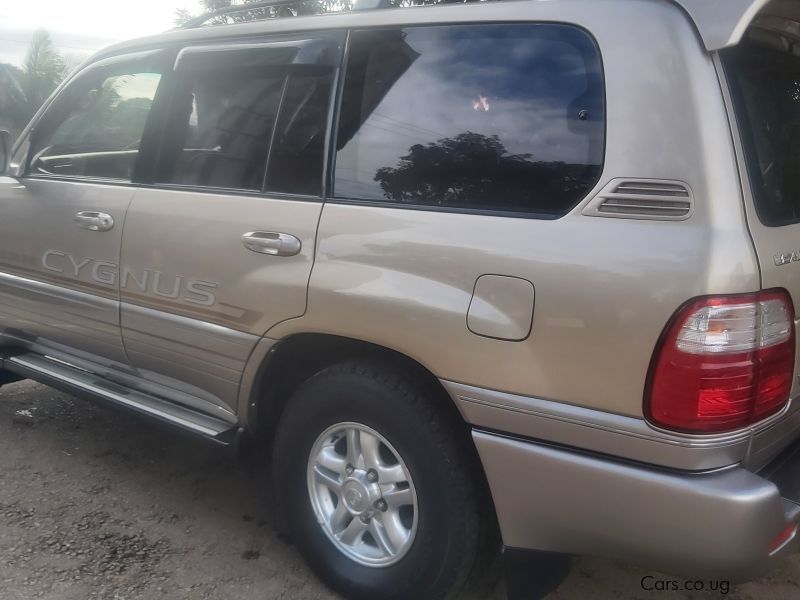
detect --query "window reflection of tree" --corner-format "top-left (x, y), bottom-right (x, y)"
top-left (50, 77), bottom-right (141, 152)
top-left (374, 131), bottom-right (599, 213)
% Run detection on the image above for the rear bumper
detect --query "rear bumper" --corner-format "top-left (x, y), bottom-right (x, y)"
top-left (474, 430), bottom-right (800, 581)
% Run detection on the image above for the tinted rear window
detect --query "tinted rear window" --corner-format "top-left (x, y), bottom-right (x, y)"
top-left (334, 24), bottom-right (605, 217)
top-left (164, 68), bottom-right (285, 191)
top-left (266, 70), bottom-right (332, 196)
top-left (723, 30), bottom-right (800, 226)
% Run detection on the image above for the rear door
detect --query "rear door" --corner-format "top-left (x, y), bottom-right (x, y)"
top-left (118, 33), bottom-right (342, 414)
top-left (721, 16), bottom-right (800, 465)
top-left (0, 50), bottom-right (167, 366)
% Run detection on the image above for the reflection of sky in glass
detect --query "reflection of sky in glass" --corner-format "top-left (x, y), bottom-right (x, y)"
top-left (336, 25), bottom-right (604, 201)
top-left (112, 72), bottom-right (161, 101)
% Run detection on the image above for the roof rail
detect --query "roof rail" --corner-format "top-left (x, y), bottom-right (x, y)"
top-left (181, 0), bottom-right (433, 29)
top-left (182, 0), bottom-right (789, 46)
top-left (182, 0), bottom-right (319, 29)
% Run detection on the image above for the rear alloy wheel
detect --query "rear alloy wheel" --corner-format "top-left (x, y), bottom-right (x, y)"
top-left (307, 422), bottom-right (418, 567)
top-left (273, 362), bottom-right (482, 600)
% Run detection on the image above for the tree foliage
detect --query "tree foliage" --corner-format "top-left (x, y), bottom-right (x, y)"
top-left (374, 132), bottom-right (589, 211)
top-left (174, 0), bottom-right (484, 26)
top-left (0, 30), bottom-right (67, 141)
top-left (46, 75), bottom-right (158, 157)
top-left (22, 30), bottom-right (67, 111)
top-left (0, 64), bottom-right (28, 139)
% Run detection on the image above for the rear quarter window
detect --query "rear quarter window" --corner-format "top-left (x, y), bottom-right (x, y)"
top-left (723, 30), bottom-right (800, 227)
top-left (334, 23), bottom-right (605, 218)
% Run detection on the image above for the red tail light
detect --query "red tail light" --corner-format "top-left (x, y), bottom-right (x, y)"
top-left (646, 290), bottom-right (795, 433)
top-left (769, 522), bottom-right (798, 555)
top-left (768, 522), bottom-right (798, 555)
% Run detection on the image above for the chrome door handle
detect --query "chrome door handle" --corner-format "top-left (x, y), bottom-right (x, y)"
top-left (242, 231), bottom-right (302, 256)
top-left (74, 211), bottom-right (114, 232)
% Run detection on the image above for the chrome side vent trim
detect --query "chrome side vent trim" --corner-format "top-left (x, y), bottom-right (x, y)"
top-left (582, 179), bottom-right (694, 221)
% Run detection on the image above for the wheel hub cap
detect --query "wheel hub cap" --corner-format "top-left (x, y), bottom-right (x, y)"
top-left (342, 478), bottom-right (374, 514)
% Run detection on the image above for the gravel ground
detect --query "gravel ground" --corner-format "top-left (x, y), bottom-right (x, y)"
top-left (0, 379), bottom-right (798, 600)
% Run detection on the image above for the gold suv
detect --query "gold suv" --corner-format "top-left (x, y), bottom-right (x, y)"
top-left (1, 1), bottom-right (799, 598)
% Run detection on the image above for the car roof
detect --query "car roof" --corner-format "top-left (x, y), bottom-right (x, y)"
top-left (91, 0), bottom-right (783, 63)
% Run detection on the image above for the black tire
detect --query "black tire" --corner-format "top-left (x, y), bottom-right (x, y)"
top-left (0, 371), bottom-right (23, 387)
top-left (273, 361), bottom-right (482, 600)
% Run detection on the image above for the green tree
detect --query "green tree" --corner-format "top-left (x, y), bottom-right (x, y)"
top-left (0, 30), bottom-right (67, 143)
top-left (374, 132), bottom-right (588, 210)
top-left (174, 0), bottom-right (374, 26)
top-left (21, 30), bottom-right (67, 116)
top-left (175, 0), bottom-right (489, 26)
top-left (0, 64), bottom-right (28, 141)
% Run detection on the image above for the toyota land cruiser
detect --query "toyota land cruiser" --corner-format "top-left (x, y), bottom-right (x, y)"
top-left (1, 1), bottom-right (799, 598)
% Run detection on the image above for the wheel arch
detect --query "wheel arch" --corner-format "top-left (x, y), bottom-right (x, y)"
top-left (243, 332), bottom-right (468, 444)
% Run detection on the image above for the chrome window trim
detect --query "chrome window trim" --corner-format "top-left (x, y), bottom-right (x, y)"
top-left (324, 197), bottom-right (567, 221)
top-left (23, 174), bottom-right (138, 187)
top-left (136, 182), bottom-right (324, 202)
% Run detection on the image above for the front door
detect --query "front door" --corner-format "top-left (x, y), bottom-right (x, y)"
top-left (118, 33), bottom-right (343, 413)
top-left (0, 51), bottom-right (167, 367)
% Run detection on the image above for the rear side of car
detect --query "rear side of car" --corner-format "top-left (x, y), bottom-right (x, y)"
top-left (0, 0), bottom-right (799, 598)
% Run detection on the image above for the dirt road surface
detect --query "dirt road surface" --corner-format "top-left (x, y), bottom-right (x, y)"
top-left (0, 379), bottom-right (797, 600)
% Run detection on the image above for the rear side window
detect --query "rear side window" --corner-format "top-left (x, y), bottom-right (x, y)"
top-left (334, 24), bottom-right (605, 217)
top-left (266, 71), bottom-right (333, 196)
top-left (156, 43), bottom-right (336, 195)
top-left (723, 30), bottom-right (800, 226)
top-left (161, 68), bottom-right (285, 191)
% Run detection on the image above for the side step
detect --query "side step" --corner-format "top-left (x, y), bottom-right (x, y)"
top-left (0, 352), bottom-right (241, 446)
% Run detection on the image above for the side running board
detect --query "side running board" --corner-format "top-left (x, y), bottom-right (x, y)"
top-left (0, 352), bottom-right (241, 446)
